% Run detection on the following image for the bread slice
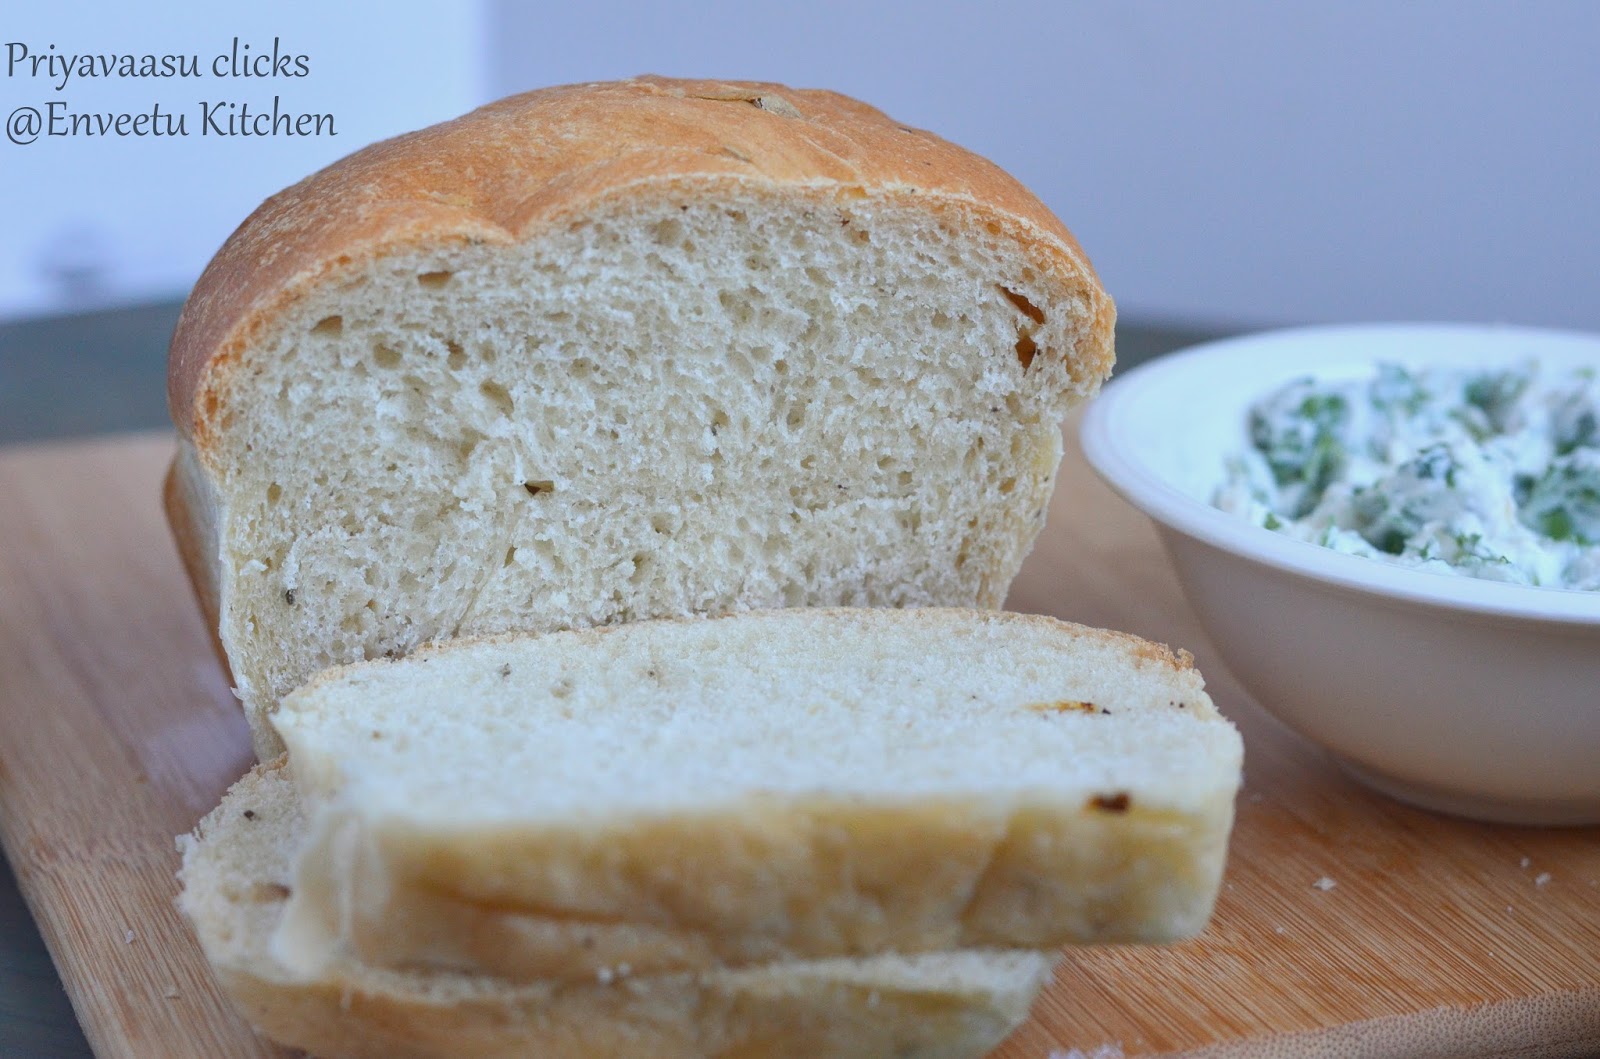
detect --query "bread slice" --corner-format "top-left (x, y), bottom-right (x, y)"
top-left (269, 608), bottom-right (1242, 982)
top-left (163, 76), bottom-right (1117, 759)
top-left (178, 760), bottom-right (1056, 1059)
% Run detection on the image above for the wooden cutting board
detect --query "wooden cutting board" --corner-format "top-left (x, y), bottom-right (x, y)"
top-left (0, 427), bottom-right (1595, 1059)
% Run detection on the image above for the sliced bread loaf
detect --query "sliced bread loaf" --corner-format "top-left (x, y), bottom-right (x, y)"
top-left (269, 608), bottom-right (1242, 982)
top-left (163, 76), bottom-right (1117, 759)
top-left (178, 760), bottom-right (1056, 1059)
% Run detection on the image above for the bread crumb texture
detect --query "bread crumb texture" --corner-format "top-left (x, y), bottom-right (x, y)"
top-left (167, 78), bottom-right (1115, 757)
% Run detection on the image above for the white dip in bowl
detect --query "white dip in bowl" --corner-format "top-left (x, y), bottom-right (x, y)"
top-left (1081, 323), bottom-right (1600, 825)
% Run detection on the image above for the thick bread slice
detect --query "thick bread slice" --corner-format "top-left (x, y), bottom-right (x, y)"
top-left (163, 75), bottom-right (1117, 759)
top-left (271, 608), bottom-right (1242, 982)
top-left (178, 760), bottom-right (1056, 1059)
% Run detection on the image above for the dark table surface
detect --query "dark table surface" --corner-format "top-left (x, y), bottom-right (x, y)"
top-left (0, 299), bottom-right (1231, 1057)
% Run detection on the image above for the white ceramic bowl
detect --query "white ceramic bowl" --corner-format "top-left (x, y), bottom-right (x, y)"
top-left (1081, 323), bottom-right (1600, 826)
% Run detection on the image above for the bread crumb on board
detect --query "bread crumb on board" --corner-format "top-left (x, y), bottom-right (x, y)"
top-left (1535, 872), bottom-right (1552, 887)
top-left (1520, 856), bottom-right (1531, 868)
top-left (1312, 876), bottom-right (1337, 892)
top-left (123, 929), bottom-right (135, 944)
top-left (594, 962), bottom-right (633, 985)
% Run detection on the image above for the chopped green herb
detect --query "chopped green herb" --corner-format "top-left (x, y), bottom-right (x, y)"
top-left (1552, 393), bottom-right (1597, 456)
top-left (1520, 453), bottom-right (1600, 545)
top-left (1462, 367), bottom-right (1531, 433)
top-left (1216, 360), bottom-right (1600, 591)
top-left (1370, 363), bottom-right (1427, 415)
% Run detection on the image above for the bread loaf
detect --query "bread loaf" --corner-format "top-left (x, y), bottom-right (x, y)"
top-left (267, 609), bottom-right (1241, 982)
top-left (178, 759), bottom-right (1058, 1059)
top-left (163, 76), bottom-right (1117, 758)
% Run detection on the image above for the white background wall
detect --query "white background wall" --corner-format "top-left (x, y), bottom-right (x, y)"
top-left (4, 2), bottom-right (1598, 333)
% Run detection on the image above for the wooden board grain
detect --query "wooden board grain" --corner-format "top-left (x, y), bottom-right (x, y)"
top-left (0, 428), bottom-right (1595, 1059)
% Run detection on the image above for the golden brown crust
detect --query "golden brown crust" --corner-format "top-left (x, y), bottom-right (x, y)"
top-left (167, 75), bottom-right (1114, 446)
